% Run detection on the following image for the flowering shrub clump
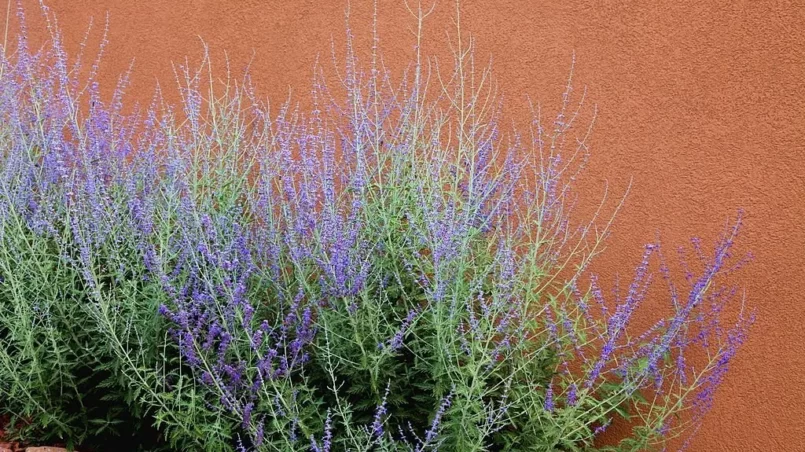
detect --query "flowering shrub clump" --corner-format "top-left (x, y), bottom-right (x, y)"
top-left (0, 3), bottom-right (752, 451)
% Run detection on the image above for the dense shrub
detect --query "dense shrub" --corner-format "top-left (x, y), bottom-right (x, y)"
top-left (0, 2), bottom-right (752, 451)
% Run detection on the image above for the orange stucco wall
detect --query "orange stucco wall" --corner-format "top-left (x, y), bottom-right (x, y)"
top-left (16, 1), bottom-right (805, 450)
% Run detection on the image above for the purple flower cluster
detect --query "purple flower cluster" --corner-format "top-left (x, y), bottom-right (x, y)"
top-left (383, 308), bottom-right (420, 351)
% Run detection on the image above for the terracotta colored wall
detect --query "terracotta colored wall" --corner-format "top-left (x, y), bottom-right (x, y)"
top-left (16, 1), bottom-right (805, 450)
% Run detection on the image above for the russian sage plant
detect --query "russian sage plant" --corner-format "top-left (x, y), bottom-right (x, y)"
top-left (0, 2), bottom-right (752, 451)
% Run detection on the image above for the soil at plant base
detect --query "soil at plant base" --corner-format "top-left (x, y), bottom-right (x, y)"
top-left (0, 417), bottom-right (68, 452)
top-left (0, 415), bottom-right (15, 452)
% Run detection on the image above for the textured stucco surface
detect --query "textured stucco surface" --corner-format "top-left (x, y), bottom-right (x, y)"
top-left (17, 1), bottom-right (805, 450)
